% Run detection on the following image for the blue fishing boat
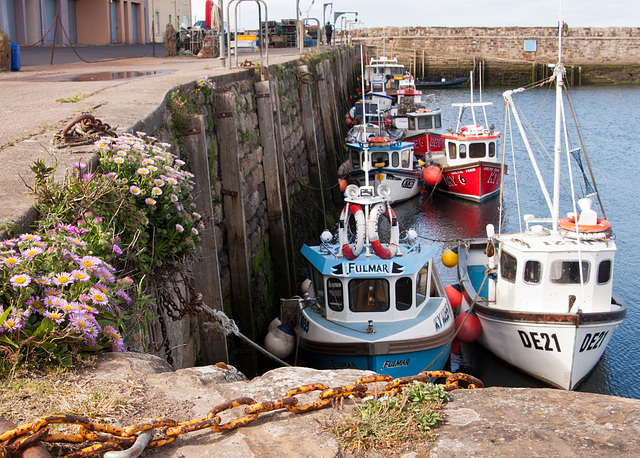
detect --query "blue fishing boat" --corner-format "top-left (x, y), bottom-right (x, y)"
top-left (293, 144), bottom-right (455, 376)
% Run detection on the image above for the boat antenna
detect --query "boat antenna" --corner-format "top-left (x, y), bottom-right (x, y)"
top-left (551, 4), bottom-right (565, 230)
top-left (470, 71), bottom-right (477, 126)
top-left (479, 61), bottom-right (489, 128)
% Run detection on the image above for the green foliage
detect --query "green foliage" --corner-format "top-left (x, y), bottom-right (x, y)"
top-left (327, 382), bottom-right (448, 453)
top-left (3, 133), bottom-right (205, 374)
top-left (56, 93), bottom-right (86, 103)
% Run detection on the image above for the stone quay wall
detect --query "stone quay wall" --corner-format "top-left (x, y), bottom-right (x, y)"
top-left (350, 27), bottom-right (640, 85)
top-left (146, 49), bottom-right (358, 375)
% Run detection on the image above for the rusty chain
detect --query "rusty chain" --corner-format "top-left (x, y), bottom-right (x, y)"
top-left (52, 114), bottom-right (118, 148)
top-left (0, 369), bottom-right (482, 457)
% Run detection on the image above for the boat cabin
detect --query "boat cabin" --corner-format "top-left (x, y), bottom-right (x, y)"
top-left (440, 126), bottom-right (500, 167)
top-left (481, 233), bottom-right (617, 314)
top-left (346, 140), bottom-right (416, 171)
top-left (407, 109), bottom-right (442, 134)
top-left (365, 56), bottom-right (404, 90)
top-left (302, 245), bottom-right (438, 323)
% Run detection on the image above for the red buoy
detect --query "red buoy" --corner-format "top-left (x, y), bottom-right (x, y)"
top-left (445, 284), bottom-right (462, 309)
top-left (205, 0), bottom-right (213, 28)
top-left (422, 165), bottom-right (442, 186)
top-left (455, 312), bottom-right (482, 343)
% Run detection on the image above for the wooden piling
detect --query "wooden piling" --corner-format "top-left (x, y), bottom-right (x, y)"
top-left (255, 80), bottom-right (293, 298)
top-left (317, 60), bottom-right (342, 204)
top-left (215, 92), bottom-right (256, 374)
top-left (183, 115), bottom-right (229, 365)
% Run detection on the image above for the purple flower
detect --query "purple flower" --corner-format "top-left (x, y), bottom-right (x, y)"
top-left (112, 244), bottom-right (123, 255)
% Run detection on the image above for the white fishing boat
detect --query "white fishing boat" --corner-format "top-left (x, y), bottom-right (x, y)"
top-left (339, 137), bottom-right (425, 203)
top-left (285, 145), bottom-right (454, 376)
top-left (455, 19), bottom-right (626, 390)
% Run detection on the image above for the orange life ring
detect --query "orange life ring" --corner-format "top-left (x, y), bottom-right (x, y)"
top-left (368, 203), bottom-right (399, 259)
top-left (558, 216), bottom-right (611, 233)
top-left (368, 136), bottom-right (391, 144)
top-left (338, 203), bottom-right (366, 260)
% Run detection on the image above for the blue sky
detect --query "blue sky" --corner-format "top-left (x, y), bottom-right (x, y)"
top-left (192, 1), bottom-right (639, 30)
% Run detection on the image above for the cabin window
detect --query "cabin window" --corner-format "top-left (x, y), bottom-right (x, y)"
top-left (311, 267), bottom-right (325, 306)
top-left (489, 142), bottom-right (496, 158)
top-left (597, 260), bottom-right (612, 285)
top-left (327, 278), bottom-right (344, 311)
top-left (390, 151), bottom-right (399, 167)
top-left (469, 143), bottom-right (486, 159)
top-left (349, 279), bottom-right (390, 312)
top-left (349, 150), bottom-right (361, 170)
top-left (550, 261), bottom-right (591, 284)
top-left (402, 150), bottom-right (411, 168)
top-left (459, 144), bottom-right (467, 159)
top-left (448, 143), bottom-right (457, 160)
top-left (500, 250), bottom-right (517, 283)
top-left (396, 277), bottom-right (413, 311)
top-left (523, 260), bottom-right (541, 284)
top-left (408, 118), bottom-right (416, 130)
top-left (434, 114), bottom-right (442, 128)
top-left (372, 151), bottom-right (389, 167)
top-left (418, 117), bottom-right (433, 130)
top-left (415, 262), bottom-right (430, 306)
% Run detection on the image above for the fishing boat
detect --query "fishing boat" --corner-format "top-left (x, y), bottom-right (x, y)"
top-left (404, 108), bottom-right (444, 158)
top-left (339, 137), bottom-right (425, 203)
top-left (421, 72), bottom-right (503, 202)
top-left (288, 146), bottom-right (454, 376)
top-left (364, 56), bottom-right (405, 94)
top-left (455, 21), bottom-right (626, 390)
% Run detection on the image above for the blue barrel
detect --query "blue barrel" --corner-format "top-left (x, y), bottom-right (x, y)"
top-left (10, 43), bottom-right (21, 71)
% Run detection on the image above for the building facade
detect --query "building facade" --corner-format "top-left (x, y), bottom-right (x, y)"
top-left (0, 0), bottom-right (189, 46)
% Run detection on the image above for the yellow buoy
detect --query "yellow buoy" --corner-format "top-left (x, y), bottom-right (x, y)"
top-left (442, 248), bottom-right (458, 268)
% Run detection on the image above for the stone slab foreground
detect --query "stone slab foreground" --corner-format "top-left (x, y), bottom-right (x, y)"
top-left (39, 353), bottom-right (639, 457)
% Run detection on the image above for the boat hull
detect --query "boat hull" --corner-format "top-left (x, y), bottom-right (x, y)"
top-left (437, 162), bottom-right (502, 202)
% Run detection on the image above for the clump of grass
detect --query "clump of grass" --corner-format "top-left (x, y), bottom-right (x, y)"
top-left (325, 382), bottom-right (449, 454)
top-left (56, 93), bottom-right (86, 103)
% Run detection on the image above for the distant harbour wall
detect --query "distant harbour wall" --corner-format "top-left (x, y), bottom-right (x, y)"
top-left (350, 27), bottom-right (640, 86)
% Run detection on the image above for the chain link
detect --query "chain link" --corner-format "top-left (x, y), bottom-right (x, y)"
top-left (1, 369), bottom-right (482, 457)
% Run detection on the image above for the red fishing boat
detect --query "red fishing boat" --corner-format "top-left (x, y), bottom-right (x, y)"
top-left (421, 71), bottom-right (504, 203)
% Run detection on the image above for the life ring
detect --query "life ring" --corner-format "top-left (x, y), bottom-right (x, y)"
top-left (558, 216), bottom-right (611, 233)
top-left (367, 203), bottom-right (400, 259)
top-left (338, 203), bottom-right (366, 260)
top-left (368, 136), bottom-right (392, 146)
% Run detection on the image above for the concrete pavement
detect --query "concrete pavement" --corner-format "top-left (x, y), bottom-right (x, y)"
top-left (0, 43), bottom-right (302, 233)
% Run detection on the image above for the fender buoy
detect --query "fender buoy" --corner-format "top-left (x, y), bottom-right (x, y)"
top-left (442, 248), bottom-right (458, 268)
top-left (444, 284), bottom-right (462, 309)
top-left (455, 312), bottom-right (482, 343)
top-left (423, 165), bottom-right (443, 186)
top-left (368, 203), bottom-right (400, 259)
top-left (338, 203), bottom-right (366, 260)
top-left (558, 216), bottom-right (611, 233)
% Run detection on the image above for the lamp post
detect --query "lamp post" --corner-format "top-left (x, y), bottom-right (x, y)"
top-left (333, 11), bottom-right (357, 46)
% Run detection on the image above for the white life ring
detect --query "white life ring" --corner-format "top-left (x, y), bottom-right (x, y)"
top-left (368, 203), bottom-right (400, 259)
top-left (338, 203), bottom-right (366, 260)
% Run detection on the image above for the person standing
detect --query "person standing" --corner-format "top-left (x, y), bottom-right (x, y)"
top-left (325, 22), bottom-right (333, 45)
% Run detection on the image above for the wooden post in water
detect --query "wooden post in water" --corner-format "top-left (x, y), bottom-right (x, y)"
top-left (216, 92), bottom-right (256, 374)
top-left (255, 80), bottom-right (293, 298)
top-left (183, 114), bottom-right (229, 364)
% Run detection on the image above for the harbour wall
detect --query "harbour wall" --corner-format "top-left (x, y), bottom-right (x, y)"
top-left (350, 27), bottom-right (640, 86)
top-left (140, 49), bottom-right (357, 375)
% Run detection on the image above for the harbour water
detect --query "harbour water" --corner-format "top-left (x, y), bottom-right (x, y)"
top-left (393, 84), bottom-right (640, 399)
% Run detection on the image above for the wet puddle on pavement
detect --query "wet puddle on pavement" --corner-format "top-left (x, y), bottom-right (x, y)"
top-left (62, 70), bottom-right (172, 81)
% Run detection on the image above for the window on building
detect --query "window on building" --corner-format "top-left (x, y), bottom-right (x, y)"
top-left (155, 11), bottom-right (160, 35)
top-left (550, 260), bottom-right (591, 284)
top-left (349, 279), bottom-right (389, 312)
top-left (500, 250), bottom-right (517, 283)
top-left (396, 277), bottom-right (413, 310)
top-left (597, 260), bottom-right (612, 285)
top-left (523, 260), bottom-right (541, 284)
top-left (469, 143), bottom-right (486, 159)
top-left (327, 278), bottom-right (344, 311)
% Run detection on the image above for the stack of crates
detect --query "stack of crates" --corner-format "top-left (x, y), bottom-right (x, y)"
top-left (281, 19), bottom-right (297, 47)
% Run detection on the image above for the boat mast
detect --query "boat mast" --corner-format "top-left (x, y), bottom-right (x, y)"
top-left (551, 6), bottom-right (564, 231)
